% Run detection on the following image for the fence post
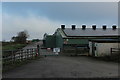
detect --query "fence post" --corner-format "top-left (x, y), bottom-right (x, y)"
top-left (32, 49), bottom-right (34, 59)
top-left (30, 49), bottom-right (32, 59)
top-left (27, 49), bottom-right (29, 60)
top-left (111, 48), bottom-right (112, 56)
top-left (21, 50), bottom-right (23, 61)
top-left (75, 45), bottom-right (77, 56)
top-left (24, 49), bottom-right (26, 60)
top-left (12, 50), bottom-right (14, 65)
top-left (37, 45), bottom-right (40, 56)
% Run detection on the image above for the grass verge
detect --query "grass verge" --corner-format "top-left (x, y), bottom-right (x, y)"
top-left (2, 43), bottom-right (27, 50)
top-left (2, 56), bottom-right (42, 72)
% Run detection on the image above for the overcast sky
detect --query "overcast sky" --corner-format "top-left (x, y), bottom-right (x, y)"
top-left (1, 2), bottom-right (118, 41)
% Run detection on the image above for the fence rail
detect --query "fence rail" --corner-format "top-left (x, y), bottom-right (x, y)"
top-left (62, 45), bottom-right (89, 56)
top-left (111, 48), bottom-right (120, 55)
top-left (39, 48), bottom-right (56, 56)
top-left (2, 48), bottom-right (38, 66)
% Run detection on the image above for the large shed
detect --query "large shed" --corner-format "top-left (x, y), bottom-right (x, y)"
top-left (89, 39), bottom-right (120, 57)
top-left (43, 33), bottom-right (56, 48)
top-left (43, 24), bottom-right (119, 55)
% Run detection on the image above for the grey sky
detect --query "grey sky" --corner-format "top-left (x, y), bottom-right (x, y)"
top-left (1, 2), bottom-right (118, 41)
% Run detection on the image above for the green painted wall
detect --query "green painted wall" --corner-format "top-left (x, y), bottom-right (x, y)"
top-left (63, 37), bottom-right (118, 45)
top-left (45, 35), bottom-right (56, 48)
top-left (44, 28), bottom-right (118, 48)
top-left (44, 33), bottom-right (63, 48)
top-left (56, 31), bottom-right (63, 48)
top-left (64, 39), bottom-right (89, 45)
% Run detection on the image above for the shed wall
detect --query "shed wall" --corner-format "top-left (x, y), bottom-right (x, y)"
top-left (64, 39), bottom-right (89, 45)
top-left (96, 43), bottom-right (119, 56)
top-left (89, 42), bottom-right (119, 57)
top-left (45, 36), bottom-right (56, 48)
top-left (89, 41), bottom-right (92, 56)
top-left (56, 31), bottom-right (63, 48)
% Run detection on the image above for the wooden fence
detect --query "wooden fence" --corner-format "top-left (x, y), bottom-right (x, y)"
top-left (39, 48), bottom-right (56, 56)
top-left (62, 44), bottom-right (89, 56)
top-left (2, 48), bottom-right (38, 66)
top-left (111, 48), bottom-right (120, 55)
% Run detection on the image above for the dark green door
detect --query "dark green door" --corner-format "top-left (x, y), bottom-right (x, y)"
top-left (92, 42), bottom-right (95, 56)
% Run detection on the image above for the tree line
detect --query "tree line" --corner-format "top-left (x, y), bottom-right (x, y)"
top-left (11, 30), bottom-right (29, 44)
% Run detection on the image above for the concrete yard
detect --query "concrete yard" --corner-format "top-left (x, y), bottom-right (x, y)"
top-left (2, 55), bottom-right (118, 78)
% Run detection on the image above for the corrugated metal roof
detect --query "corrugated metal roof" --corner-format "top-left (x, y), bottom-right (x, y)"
top-left (63, 28), bottom-right (119, 37)
top-left (89, 39), bottom-right (120, 42)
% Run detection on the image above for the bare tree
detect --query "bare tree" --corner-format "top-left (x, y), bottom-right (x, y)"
top-left (11, 30), bottom-right (29, 43)
top-left (17, 30), bottom-right (29, 38)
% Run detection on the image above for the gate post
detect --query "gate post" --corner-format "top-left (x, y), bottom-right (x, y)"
top-left (110, 48), bottom-right (112, 56)
top-left (37, 45), bottom-right (40, 56)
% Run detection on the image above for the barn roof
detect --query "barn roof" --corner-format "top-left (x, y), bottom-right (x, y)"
top-left (62, 28), bottom-right (119, 37)
top-left (89, 39), bottom-right (120, 43)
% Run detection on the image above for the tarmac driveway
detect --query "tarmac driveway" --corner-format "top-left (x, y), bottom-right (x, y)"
top-left (23, 41), bottom-right (43, 49)
top-left (3, 56), bottom-right (118, 78)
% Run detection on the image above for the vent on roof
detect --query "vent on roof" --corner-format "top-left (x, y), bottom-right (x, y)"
top-left (72, 25), bottom-right (76, 30)
top-left (61, 25), bottom-right (65, 29)
top-left (82, 25), bottom-right (86, 30)
top-left (112, 25), bottom-right (117, 30)
top-left (102, 25), bottom-right (107, 30)
top-left (92, 25), bottom-right (96, 30)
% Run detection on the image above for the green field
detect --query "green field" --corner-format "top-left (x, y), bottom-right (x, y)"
top-left (0, 42), bottom-right (2, 73)
top-left (2, 42), bottom-right (27, 50)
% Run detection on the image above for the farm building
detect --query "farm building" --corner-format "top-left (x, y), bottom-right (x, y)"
top-left (43, 33), bottom-right (56, 48)
top-left (43, 24), bottom-right (119, 55)
top-left (89, 39), bottom-right (120, 57)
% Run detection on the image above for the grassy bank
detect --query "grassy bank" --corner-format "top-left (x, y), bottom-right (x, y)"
top-left (89, 54), bottom-right (120, 63)
top-left (2, 42), bottom-right (27, 50)
top-left (3, 56), bottom-right (42, 72)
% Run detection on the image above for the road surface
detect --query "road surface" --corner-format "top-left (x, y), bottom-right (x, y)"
top-left (23, 41), bottom-right (43, 49)
top-left (3, 56), bottom-right (118, 78)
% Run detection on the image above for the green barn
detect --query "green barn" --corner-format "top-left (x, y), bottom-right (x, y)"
top-left (43, 25), bottom-right (119, 55)
top-left (43, 33), bottom-right (56, 48)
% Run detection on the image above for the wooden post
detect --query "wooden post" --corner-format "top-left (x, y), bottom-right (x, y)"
top-left (37, 45), bottom-right (40, 56)
top-left (31, 49), bottom-right (33, 59)
top-left (24, 50), bottom-right (27, 60)
top-left (19, 50), bottom-right (20, 61)
top-left (27, 49), bottom-right (29, 60)
top-left (111, 48), bottom-right (112, 56)
top-left (75, 45), bottom-right (77, 56)
top-left (12, 51), bottom-right (14, 65)
top-left (13, 51), bottom-right (15, 63)
top-left (21, 50), bottom-right (23, 61)
top-left (30, 49), bottom-right (32, 59)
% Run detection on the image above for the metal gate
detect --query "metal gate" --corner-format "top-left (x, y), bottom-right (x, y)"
top-left (39, 47), bottom-right (57, 56)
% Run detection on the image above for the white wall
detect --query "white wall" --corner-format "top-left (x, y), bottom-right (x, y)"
top-left (89, 41), bottom-right (119, 57)
top-left (95, 43), bottom-right (119, 57)
top-left (89, 41), bottom-right (92, 56)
